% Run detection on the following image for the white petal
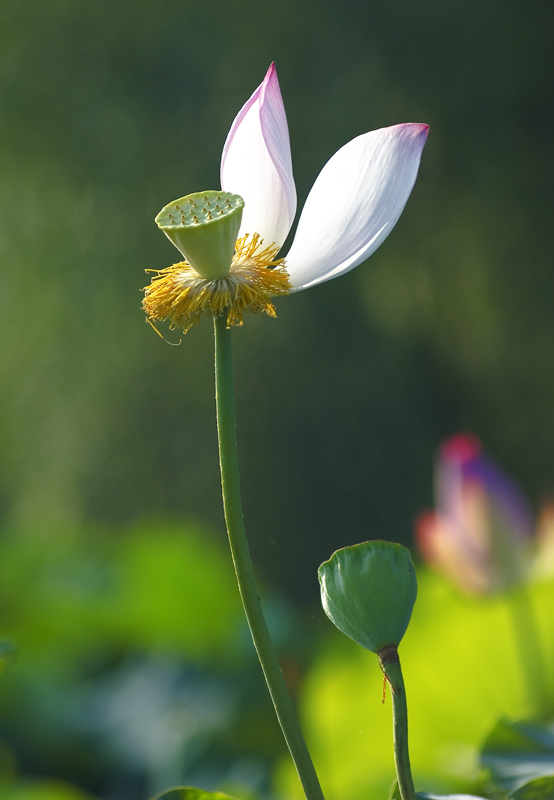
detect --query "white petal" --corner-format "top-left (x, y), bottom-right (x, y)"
top-left (220, 63), bottom-right (296, 249)
top-left (285, 123), bottom-right (429, 292)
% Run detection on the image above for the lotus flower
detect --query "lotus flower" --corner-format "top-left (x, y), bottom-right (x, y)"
top-left (143, 63), bottom-right (429, 333)
top-left (416, 434), bottom-right (534, 594)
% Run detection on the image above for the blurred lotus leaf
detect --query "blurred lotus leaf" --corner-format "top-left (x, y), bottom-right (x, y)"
top-left (389, 778), bottom-right (488, 799)
top-left (508, 776), bottom-right (554, 799)
top-left (150, 788), bottom-right (240, 800)
top-left (481, 717), bottom-right (554, 794)
top-left (416, 795), bottom-right (489, 799)
top-left (0, 778), bottom-right (97, 799)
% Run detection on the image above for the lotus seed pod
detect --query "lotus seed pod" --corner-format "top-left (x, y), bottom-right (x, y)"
top-left (318, 540), bottom-right (417, 654)
top-left (156, 191), bottom-right (244, 280)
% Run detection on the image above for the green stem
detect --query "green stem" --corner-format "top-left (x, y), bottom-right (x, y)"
top-left (380, 649), bottom-right (417, 800)
top-left (507, 584), bottom-right (549, 714)
top-left (213, 315), bottom-right (325, 800)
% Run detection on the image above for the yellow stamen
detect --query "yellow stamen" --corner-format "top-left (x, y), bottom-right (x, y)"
top-left (142, 233), bottom-right (291, 334)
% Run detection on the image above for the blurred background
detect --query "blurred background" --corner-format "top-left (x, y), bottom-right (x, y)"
top-left (1, 0), bottom-right (554, 798)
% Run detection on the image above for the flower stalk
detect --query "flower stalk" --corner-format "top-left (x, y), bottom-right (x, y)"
top-left (379, 647), bottom-right (417, 800)
top-left (507, 585), bottom-right (549, 713)
top-left (214, 314), bottom-right (325, 800)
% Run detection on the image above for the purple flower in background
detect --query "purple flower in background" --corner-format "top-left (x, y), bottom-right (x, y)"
top-left (416, 434), bottom-right (534, 594)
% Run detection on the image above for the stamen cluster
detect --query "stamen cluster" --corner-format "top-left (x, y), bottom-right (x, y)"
top-left (142, 233), bottom-right (291, 334)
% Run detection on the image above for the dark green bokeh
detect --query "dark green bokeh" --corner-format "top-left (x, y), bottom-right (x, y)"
top-left (2, 0), bottom-right (554, 600)
top-left (1, 1), bottom-right (554, 796)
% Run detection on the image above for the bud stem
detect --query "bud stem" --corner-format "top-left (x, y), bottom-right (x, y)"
top-left (213, 314), bottom-right (325, 800)
top-left (379, 648), bottom-right (417, 800)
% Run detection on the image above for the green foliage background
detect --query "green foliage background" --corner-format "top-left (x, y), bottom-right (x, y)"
top-left (3, 0), bottom-right (554, 596)
top-left (1, 0), bottom-right (554, 798)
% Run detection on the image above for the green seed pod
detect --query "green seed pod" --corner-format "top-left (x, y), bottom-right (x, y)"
top-left (318, 540), bottom-right (417, 654)
top-left (156, 191), bottom-right (244, 280)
